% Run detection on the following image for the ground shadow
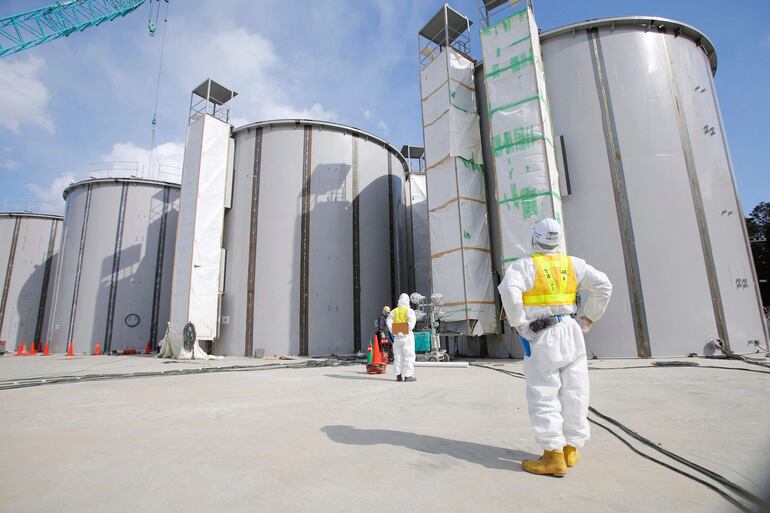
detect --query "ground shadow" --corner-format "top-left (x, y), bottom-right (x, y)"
top-left (323, 372), bottom-right (392, 382)
top-left (321, 425), bottom-right (536, 471)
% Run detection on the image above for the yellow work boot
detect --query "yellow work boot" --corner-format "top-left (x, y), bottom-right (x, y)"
top-left (564, 445), bottom-right (580, 467)
top-left (521, 450), bottom-right (567, 477)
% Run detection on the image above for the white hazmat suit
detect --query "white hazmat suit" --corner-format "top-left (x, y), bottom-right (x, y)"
top-left (387, 293), bottom-right (417, 379)
top-left (499, 242), bottom-right (612, 451)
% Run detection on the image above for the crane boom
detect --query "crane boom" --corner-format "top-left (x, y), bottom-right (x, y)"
top-left (0, 0), bottom-right (144, 58)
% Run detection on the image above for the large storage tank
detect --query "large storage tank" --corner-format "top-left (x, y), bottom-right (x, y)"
top-left (219, 119), bottom-right (408, 357)
top-left (48, 178), bottom-right (180, 354)
top-left (534, 17), bottom-right (768, 356)
top-left (0, 213), bottom-right (62, 351)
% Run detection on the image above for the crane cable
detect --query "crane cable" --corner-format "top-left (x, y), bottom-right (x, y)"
top-left (146, 0), bottom-right (163, 37)
top-left (148, 0), bottom-right (170, 179)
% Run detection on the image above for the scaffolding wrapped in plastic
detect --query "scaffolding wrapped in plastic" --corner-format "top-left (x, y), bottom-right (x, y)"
top-left (169, 80), bottom-right (236, 344)
top-left (479, 1), bottom-right (564, 269)
top-left (418, 6), bottom-right (497, 336)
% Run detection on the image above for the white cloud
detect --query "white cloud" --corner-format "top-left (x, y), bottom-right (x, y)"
top-left (97, 141), bottom-right (185, 182)
top-left (0, 147), bottom-right (20, 171)
top-left (5, 0), bottom-right (417, 211)
top-left (26, 173), bottom-right (76, 214)
top-left (0, 56), bottom-right (54, 134)
top-left (166, 26), bottom-right (336, 124)
top-left (0, 159), bottom-right (20, 171)
top-left (25, 140), bottom-right (184, 214)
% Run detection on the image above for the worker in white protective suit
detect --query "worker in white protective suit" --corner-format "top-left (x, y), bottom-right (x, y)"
top-left (498, 218), bottom-right (612, 477)
top-left (387, 293), bottom-right (417, 382)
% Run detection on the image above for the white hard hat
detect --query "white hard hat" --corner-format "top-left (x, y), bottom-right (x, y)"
top-left (532, 218), bottom-right (562, 248)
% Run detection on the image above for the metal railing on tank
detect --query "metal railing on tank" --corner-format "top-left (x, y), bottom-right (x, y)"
top-left (188, 79), bottom-right (238, 125)
top-left (86, 161), bottom-right (182, 184)
top-left (477, 0), bottom-right (531, 29)
top-left (418, 5), bottom-right (473, 69)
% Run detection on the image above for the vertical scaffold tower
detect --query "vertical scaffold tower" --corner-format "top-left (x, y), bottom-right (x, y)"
top-left (418, 5), bottom-right (497, 336)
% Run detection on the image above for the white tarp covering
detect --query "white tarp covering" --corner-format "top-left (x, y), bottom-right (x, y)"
top-left (169, 115), bottom-right (231, 340)
top-left (408, 173), bottom-right (431, 298)
top-left (420, 47), bottom-right (496, 334)
top-left (157, 323), bottom-right (222, 360)
top-left (480, 5), bottom-right (564, 268)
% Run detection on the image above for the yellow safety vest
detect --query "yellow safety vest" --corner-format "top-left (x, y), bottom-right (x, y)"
top-left (522, 253), bottom-right (577, 307)
top-left (391, 306), bottom-right (410, 335)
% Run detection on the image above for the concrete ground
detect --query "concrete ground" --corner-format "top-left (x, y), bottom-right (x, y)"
top-left (1, 354), bottom-right (768, 513)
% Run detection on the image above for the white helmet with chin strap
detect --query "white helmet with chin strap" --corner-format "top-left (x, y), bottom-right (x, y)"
top-left (532, 217), bottom-right (563, 250)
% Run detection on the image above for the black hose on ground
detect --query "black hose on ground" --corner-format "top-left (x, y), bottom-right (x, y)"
top-left (470, 363), bottom-right (764, 510)
top-left (589, 417), bottom-right (754, 513)
top-left (588, 406), bottom-right (763, 506)
top-left (702, 353), bottom-right (770, 370)
top-left (587, 362), bottom-right (770, 375)
top-left (0, 358), bottom-right (362, 391)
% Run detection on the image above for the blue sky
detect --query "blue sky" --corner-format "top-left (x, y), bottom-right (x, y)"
top-left (0, 0), bottom-right (768, 214)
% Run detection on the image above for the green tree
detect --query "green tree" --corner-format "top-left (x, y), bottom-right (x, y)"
top-left (746, 202), bottom-right (769, 308)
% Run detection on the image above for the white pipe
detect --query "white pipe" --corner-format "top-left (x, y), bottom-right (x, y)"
top-left (414, 361), bottom-right (469, 368)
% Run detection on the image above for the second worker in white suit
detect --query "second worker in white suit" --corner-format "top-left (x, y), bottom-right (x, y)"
top-left (499, 218), bottom-right (612, 477)
top-left (387, 293), bottom-right (417, 382)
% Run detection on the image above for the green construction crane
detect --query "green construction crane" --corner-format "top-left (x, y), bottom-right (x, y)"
top-left (0, 0), bottom-right (153, 58)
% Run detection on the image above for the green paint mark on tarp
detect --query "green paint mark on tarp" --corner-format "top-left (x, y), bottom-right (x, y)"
top-left (463, 231), bottom-right (471, 240)
top-left (507, 35), bottom-right (530, 49)
top-left (502, 256), bottom-right (522, 264)
top-left (521, 189), bottom-right (541, 219)
top-left (485, 49), bottom-right (534, 79)
top-left (456, 155), bottom-right (487, 192)
top-left (488, 94), bottom-right (541, 118)
top-left (492, 126), bottom-right (544, 156)
top-left (481, 6), bottom-right (527, 36)
top-left (450, 102), bottom-right (474, 114)
top-left (498, 182), bottom-right (560, 220)
top-left (457, 155), bottom-right (484, 173)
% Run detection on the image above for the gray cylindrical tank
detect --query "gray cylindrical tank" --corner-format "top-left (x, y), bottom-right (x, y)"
top-left (535, 17), bottom-right (768, 356)
top-left (48, 178), bottom-right (180, 354)
top-left (220, 119), bottom-right (408, 357)
top-left (0, 213), bottom-right (62, 352)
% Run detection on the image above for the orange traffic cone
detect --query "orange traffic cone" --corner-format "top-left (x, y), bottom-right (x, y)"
top-left (94, 342), bottom-right (101, 356)
top-left (18, 343), bottom-right (26, 356)
top-left (367, 335), bottom-right (386, 374)
top-left (66, 340), bottom-right (74, 357)
top-left (371, 336), bottom-right (381, 365)
top-left (28, 342), bottom-right (36, 356)
top-left (145, 341), bottom-right (151, 355)
top-left (43, 342), bottom-right (49, 356)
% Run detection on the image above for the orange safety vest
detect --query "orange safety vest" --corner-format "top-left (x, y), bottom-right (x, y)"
top-left (522, 253), bottom-right (578, 307)
top-left (391, 306), bottom-right (410, 335)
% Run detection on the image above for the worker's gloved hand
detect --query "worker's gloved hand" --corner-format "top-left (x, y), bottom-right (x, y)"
top-left (577, 316), bottom-right (593, 334)
top-left (516, 323), bottom-right (537, 343)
